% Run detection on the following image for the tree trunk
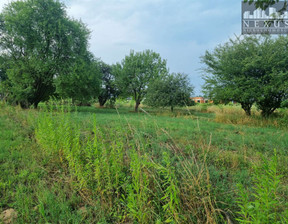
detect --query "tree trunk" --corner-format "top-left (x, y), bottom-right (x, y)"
top-left (99, 100), bottom-right (106, 107)
top-left (33, 101), bottom-right (39, 109)
top-left (241, 103), bottom-right (252, 116)
top-left (244, 109), bottom-right (251, 116)
top-left (20, 100), bottom-right (29, 109)
top-left (134, 90), bottom-right (141, 112)
top-left (261, 107), bottom-right (276, 118)
top-left (98, 96), bottom-right (107, 107)
top-left (171, 106), bottom-right (174, 112)
top-left (135, 100), bottom-right (140, 112)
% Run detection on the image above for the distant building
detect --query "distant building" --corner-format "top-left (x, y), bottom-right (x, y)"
top-left (191, 97), bottom-right (212, 104)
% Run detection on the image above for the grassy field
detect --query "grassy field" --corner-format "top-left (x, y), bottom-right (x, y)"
top-left (0, 101), bottom-right (287, 223)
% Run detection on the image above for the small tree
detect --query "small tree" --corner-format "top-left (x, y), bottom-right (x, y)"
top-left (116, 49), bottom-right (168, 112)
top-left (97, 61), bottom-right (119, 107)
top-left (145, 73), bottom-right (194, 112)
top-left (201, 36), bottom-right (260, 116)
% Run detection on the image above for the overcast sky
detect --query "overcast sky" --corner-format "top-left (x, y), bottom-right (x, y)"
top-left (0, 0), bottom-right (241, 95)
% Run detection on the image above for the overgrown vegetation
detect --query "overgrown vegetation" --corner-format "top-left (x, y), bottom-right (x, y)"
top-left (34, 101), bottom-right (220, 223)
top-left (1, 101), bottom-right (287, 223)
top-left (237, 151), bottom-right (287, 223)
top-left (1, 1), bottom-right (288, 222)
top-left (145, 73), bottom-right (194, 112)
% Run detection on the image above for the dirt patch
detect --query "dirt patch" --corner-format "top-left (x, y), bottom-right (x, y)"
top-left (0, 209), bottom-right (17, 224)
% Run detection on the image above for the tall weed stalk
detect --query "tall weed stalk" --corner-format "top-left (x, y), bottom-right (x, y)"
top-left (35, 101), bottom-right (222, 223)
top-left (236, 151), bottom-right (287, 223)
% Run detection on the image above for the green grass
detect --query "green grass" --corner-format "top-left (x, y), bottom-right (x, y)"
top-left (1, 102), bottom-right (287, 223)
top-left (0, 104), bottom-right (96, 223)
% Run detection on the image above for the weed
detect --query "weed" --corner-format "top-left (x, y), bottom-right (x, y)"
top-left (236, 150), bottom-right (287, 223)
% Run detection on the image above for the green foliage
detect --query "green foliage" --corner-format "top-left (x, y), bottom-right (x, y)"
top-left (0, 55), bottom-right (9, 100)
top-left (116, 49), bottom-right (168, 112)
top-left (236, 151), bottom-right (287, 223)
top-left (55, 55), bottom-right (101, 105)
top-left (244, 0), bottom-right (287, 11)
top-left (97, 61), bottom-right (119, 107)
top-left (145, 73), bottom-right (194, 112)
top-left (126, 150), bottom-right (151, 223)
top-left (0, 0), bottom-right (93, 108)
top-left (202, 35), bottom-right (288, 117)
top-left (157, 151), bottom-right (180, 223)
top-left (281, 99), bottom-right (288, 108)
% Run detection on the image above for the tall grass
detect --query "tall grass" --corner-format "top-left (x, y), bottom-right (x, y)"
top-left (0, 101), bottom-right (89, 223)
top-left (2, 100), bottom-right (287, 223)
top-left (236, 151), bottom-right (288, 223)
top-left (191, 104), bottom-right (288, 129)
top-left (35, 101), bottom-right (222, 223)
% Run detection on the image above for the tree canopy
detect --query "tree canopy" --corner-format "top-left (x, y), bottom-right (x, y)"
top-left (0, 0), bottom-right (93, 108)
top-left (116, 49), bottom-right (168, 112)
top-left (145, 73), bottom-right (194, 112)
top-left (55, 54), bottom-right (101, 105)
top-left (97, 61), bottom-right (119, 107)
top-left (201, 35), bottom-right (288, 117)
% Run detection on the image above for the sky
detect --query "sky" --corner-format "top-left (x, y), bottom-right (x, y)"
top-left (0, 0), bottom-right (242, 96)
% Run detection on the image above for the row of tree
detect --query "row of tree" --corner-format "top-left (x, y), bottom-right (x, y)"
top-left (2, 0), bottom-right (286, 116)
top-left (201, 35), bottom-right (288, 117)
top-left (0, 0), bottom-right (193, 112)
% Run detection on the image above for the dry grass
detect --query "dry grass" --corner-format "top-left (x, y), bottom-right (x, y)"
top-left (191, 104), bottom-right (288, 129)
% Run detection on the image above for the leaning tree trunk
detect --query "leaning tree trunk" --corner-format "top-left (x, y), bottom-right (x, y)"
top-left (134, 91), bottom-right (141, 112)
top-left (98, 96), bottom-right (107, 107)
top-left (135, 100), bottom-right (140, 112)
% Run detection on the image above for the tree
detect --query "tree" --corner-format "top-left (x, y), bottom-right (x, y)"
top-left (55, 53), bottom-right (101, 105)
top-left (244, 0), bottom-right (287, 11)
top-left (97, 61), bottom-right (119, 107)
top-left (145, 73), bottom-right (194, 112)
top-left (202, 36), bottom-right (260, 116)
top-left (0, 0), bottom-right (92, 108)
top-left (116, 49), bottom-right (168, 112)
top-left (201, 35), bottom-right (288, 117)
top-left (0, 55), bottom-right (9, 100)
top-left (254, 36), bottom-right (288, 117)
